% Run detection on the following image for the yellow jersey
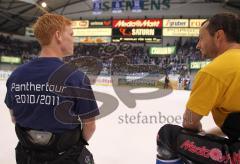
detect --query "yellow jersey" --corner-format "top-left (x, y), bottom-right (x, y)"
top-left (186, 49), bottom-right (240, 127)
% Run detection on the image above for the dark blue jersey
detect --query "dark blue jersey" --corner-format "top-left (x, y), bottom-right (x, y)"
top-left (5, 57), bottom-right (99, 133)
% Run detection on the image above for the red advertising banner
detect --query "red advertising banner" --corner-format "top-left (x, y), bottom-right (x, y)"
top-left (89, 20), bottom-right (112, 27)
top-left (112, 19), bottom-right (162, 28)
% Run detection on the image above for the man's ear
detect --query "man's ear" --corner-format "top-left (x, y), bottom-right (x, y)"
top-left (214, 29), bottom-right (225, 47)
top-left (215, 29), bottom-right (225, 42)
top-left (55, 30), bottom-right (62, 43)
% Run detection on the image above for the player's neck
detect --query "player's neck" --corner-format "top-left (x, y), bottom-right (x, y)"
top-left (39, 46), bottom-right (63, 60)
top-left (217, 42), bottom-right (240, 56)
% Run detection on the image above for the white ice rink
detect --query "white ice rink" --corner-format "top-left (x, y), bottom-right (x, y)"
top-left (0, 80), bottom-right (216, 164)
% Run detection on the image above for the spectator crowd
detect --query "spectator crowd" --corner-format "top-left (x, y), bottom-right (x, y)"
top-left (0, 34), bottom-right (202, 79)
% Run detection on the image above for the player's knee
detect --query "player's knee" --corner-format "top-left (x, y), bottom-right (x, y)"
top-left (157, 124), bottom-right (182, 160)
top-left (157, 124), bottom-right (182, 146)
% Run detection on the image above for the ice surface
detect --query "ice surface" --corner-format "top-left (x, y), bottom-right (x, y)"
top-left (0, 80), bottom-right (215, 164)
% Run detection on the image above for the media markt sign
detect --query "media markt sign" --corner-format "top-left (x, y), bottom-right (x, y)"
top-left (92, 0), bottom-right (171, 14)
top-left (113, 19), bottom-right (162, 28)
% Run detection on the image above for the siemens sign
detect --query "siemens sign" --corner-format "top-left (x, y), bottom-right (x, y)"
top-left (92, 0), bottom-right (170, 14)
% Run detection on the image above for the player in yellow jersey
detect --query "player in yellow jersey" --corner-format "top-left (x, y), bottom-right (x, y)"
top-left (156, 12), bottom-right (240, 164)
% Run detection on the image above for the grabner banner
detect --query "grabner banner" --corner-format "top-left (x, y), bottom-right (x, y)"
top-left (163, 19), bottom-right (189, 28)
